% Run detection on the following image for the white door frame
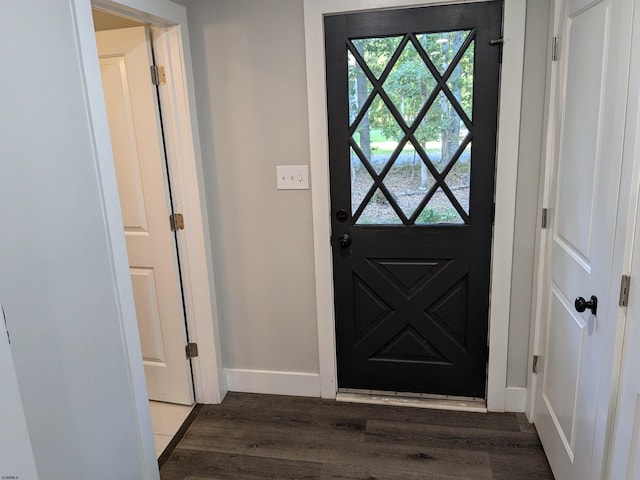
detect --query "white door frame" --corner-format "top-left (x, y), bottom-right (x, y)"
top-left (73, 0), bottom-right (226, 412)
top-left (525, 0), bottom-right (560, 420)
top-left (303, 0), bottom-right (526, 410)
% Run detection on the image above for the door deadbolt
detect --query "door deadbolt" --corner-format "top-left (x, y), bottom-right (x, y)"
top-left (336, 209), bottom-right (349, 222)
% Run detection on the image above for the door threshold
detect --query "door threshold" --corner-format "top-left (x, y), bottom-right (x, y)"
top-left (336, 389), bottom-right (487, 413)
top-left (156, 403), bottom-right (202, 467)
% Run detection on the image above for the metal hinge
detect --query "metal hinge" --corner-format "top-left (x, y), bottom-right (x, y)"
top-left (619, 275), bottom-right (631, 307)
top-left (492, 202), bottom-right (496, 224)
top-left (552, 37), bottom-right (560, 61)
top-left (532, 355), bottom-right (540, 374)
top-left (150, 65), bottom-right (166, 86)
top-left (186, 343), bottom-right (199, 358)
top-left (170, 213), bottom-right (184, 231)
top-left (489, 38), bottom-right (504, 63)
top-left (541, 208), bottom-right (548, 229)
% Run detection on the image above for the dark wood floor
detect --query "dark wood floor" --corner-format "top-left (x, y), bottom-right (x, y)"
top-left (160, 392), bottom-right (554, 480)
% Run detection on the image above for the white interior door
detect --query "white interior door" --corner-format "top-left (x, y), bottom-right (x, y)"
top-left (96, 26), bottom-right (194, 405)
top-left (534, 0), bottom-right (634, 478)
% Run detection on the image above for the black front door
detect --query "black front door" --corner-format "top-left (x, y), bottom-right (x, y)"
top-left (325, 2), bottom-right (502, 398)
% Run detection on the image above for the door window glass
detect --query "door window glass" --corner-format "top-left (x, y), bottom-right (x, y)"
top-left (348, 30), bottom-right (474, 225)
top-left (358, 189), bottom-right (404, 224)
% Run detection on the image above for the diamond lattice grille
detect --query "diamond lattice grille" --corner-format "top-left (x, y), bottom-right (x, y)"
top-left (348, 30), bottom-right (474, 225)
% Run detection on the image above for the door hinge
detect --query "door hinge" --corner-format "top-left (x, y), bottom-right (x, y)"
top-left (489, 38), bottom-right (504, 63)
top-left (186, 342), bottom-right (199, 358)
top-left (170, 213), bottom-right (184, 231)
top-left (492, 202), bottom-right (496, 224)
top-left (532, 355), bottom-right (540, 374)
top-left (552, 37), bottom-right (560, 61)
top-left (619, 275), bottom-right (631, 307)
top-left (150, 65), bottom-right (166, 86)
top-left (541, 208), bottom-right (548, 229)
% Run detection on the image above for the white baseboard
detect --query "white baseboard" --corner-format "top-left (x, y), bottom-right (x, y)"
top-left (223, 369), bottom-right (527, 410)
top-left (504, 387), bottom-right (527, 412)
top-left (224, 368), bottom-right (321, 398)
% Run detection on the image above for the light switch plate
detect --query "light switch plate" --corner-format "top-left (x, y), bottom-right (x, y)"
top-left (276, 165), bottom-right (309, 190)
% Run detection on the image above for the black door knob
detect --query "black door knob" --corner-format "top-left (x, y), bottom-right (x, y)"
top-left (338, 234), bottom-right (352, 248)
top-left (575, 295), bottom-right (598, 315)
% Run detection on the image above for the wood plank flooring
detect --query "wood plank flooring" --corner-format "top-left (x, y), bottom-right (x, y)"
top-left (160, 392), bottom-right (554, 479)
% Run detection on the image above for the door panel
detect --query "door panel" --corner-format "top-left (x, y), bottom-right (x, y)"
top-left (534, 0), bottom-right (634, 477)
top-left (545, 289), bottom-right (583, 445)
top-left (130, 268), bottom-right (166, 364)
top-left (326, 2), bottom-right (502, 398)
top-left (99, 57), bottom-right (150, 232)
top-left (554, 4), bottom-right (606, 260)
top-left (97, 27), bottom-right (194, 405)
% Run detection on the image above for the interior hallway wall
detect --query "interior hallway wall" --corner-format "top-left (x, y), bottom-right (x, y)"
top-left (183, 0), bottom-right (550, 395)
top-left (185, 0), bottom-right (320, 377)
top-left (0, 0), bottom-right (156, 478)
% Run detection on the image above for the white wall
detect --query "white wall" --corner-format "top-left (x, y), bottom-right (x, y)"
top-left (0, 1), bottom-right (156, 478)
top-left (186, 0), bottom-right (320, 377)
top-left (183, 0), bottom-right (549, 396)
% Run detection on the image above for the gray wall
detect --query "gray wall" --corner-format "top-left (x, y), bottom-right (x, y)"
top-left (186, 0), bottom-right (320, 374)
top-left (185, 0), bottom-right (550, 389)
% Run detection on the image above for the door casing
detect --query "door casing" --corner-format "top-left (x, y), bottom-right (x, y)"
top-left (303, 0), bottom-right (527, 410)
top-left (88, 0), bottom-right (225, 404)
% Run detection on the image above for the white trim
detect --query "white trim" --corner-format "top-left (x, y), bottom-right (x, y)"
top-left (526, 0), bottom-right (561, 421)
top-left (487, 0), bottom-right (526, 411)
top-left (225, 369), bottom-right (321, 398)
top-left (303, 1), bottom-right (336, 399)
top-left (150, 25), bottom-right (226, 405)
top-left (504, 387), bottom-right (527, 412)
top-left (89, 0), bottom-right (226, 405)
top-left (303, 0), bottom-right (527, 409)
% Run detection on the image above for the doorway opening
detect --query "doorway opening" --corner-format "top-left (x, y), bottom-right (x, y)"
top-left (92, 6), bottom-right (195, 458)
top-left (325, 1), bottom-right (502, 399)
top-left (304, 0), bottom-right (527, 411)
